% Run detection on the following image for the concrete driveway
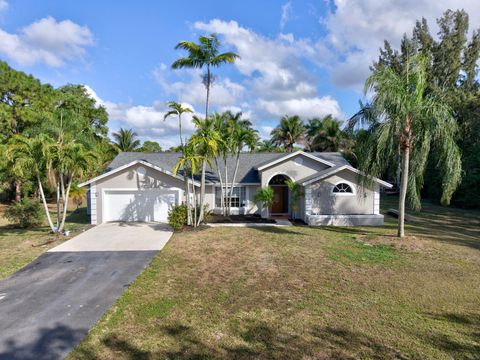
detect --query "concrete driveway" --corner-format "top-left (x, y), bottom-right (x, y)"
top-left (0, 222), bottom-right (172, 360)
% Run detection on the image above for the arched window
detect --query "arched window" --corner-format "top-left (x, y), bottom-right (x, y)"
top-left (332, 183), bottom-right (353, 194)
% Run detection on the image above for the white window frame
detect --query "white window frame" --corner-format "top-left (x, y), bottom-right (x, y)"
top-left (330, 181), bottom-right (356, 196)
top-left (215, 185), bottom-right (246, 208)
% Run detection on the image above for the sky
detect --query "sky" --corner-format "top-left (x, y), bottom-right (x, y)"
top-left (1, 0), bottom-right (480, 148)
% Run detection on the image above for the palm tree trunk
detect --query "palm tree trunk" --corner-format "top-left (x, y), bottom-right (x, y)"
top-left (214, 157), bottom-right (225, 215)
top-left (56, 177), bottom-right (61, 229)
top-left (398, 115), bottom-right (411, 238)
top-left (229, 152), bottom-right (241, 214)
top-left (37, 174), bottom-right (56, 232)
top-left (14, 181), bottom-right (21, 202)
top-left (197, 159), bottom-right (207, 226)
top-left (59, 177), bottom-right (72, 232)
top-left (191, 171), bottom-right (197, 228)
top-left (224, 158), bottom-right (228, 216)
top-left (185, 173), bottom-right (192, 226)
top-left (205, 65), bottom-right (211, 120)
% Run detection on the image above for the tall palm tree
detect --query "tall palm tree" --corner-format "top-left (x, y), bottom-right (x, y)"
top-left (190, 115), bottom-right (222, 225)
top-left (164, 101), bottom-right (192, 149)
top-left (227, 113), bottom-right (258, 214)
top-left (256, 139), bottom-right (283, 153)
top-left (6, 135), bottom-right (56, 232)
top-left (360, 54), bottom-right (461, 237)
top-left (271, 115), bottom-right (305, 152)
top-left (164, 101), bottom-right (193, 223)
top-left (172, 34), bottom-right (239, 121)
top-left (112, 128), bottom-right (141, 152)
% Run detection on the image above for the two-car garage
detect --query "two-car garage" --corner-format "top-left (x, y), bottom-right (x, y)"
top-left (82, 160), bottom-right (193, 225)
top-left (102, 189), bottom-right (179, 223)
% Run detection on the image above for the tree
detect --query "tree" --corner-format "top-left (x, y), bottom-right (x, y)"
top-left (164, 101), bottom-right (192, 149)
top-left (254, 187), bottom-right (274, 218)
top-left (271, 115), bottom-right (305, 152)
top-left (226, 112), bottom-right (258, 214)
top-left (306, 115), bottom-right (345, 152)
top-left (172, 34), bottom-right (239, 122)
top-left (256, 139), bottom-right (284, 153)
top-left (139, 140), bottom-right (162, 152)
top-left (286, 179), bottom-right (302, 219)
top-left (361, 54), bottom-right (461, 238)
top-left (112, 128), bottom-right (141, 152)
top-left (190, 116), bottom-right (222, 225)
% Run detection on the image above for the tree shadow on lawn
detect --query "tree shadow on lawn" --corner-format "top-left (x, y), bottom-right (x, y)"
top-left (250, 226), bottom-right (307, 236)
top-left (414, 312), bottom-right (480, 357)
top-left (0, 323), bottom-right (90, 360)
top-left (86, 321), bottom-right (408, 359)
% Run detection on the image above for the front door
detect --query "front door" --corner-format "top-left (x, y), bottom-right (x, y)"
top-left (271, 186), bottom-right (288, 214)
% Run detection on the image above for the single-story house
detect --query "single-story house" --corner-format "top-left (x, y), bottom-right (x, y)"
top-left (80, 151), bottom-right (392, 226)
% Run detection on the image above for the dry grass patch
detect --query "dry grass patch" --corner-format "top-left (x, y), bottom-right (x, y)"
top-left (70, 201), bottom-right (480, 359)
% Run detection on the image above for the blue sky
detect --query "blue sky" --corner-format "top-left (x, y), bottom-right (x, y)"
top-left (0, 0), bottom-right (478, 147)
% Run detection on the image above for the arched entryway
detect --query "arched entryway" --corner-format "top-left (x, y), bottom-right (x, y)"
top-left (268, 174), bottom-right (291, 215)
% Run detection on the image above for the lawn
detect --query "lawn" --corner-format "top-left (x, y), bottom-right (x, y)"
top-left (0, 203), bottom-right (91, 279)
top-left (69, 198), bottom-right (480, 359)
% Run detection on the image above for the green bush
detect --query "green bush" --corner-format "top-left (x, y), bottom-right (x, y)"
top-left (168, 203), bottom-right (187, 231)
top-left (5, 198), bottom-right (44, 228)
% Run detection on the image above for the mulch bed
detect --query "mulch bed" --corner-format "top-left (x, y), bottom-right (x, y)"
top-left (209, 214), bottom-right (276, 224)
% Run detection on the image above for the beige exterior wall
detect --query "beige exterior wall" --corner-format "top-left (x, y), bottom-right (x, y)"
top-left (260, 154), bottom-right (330, 186)
top-left (92, 164), bottom-right (185, 224)
top-left (308, 169), bottom-right (375, 215)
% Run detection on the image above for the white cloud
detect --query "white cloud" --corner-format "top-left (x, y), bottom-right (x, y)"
top-left (280, 2), bottom-right (293, 30)
top-left (257, 96), bottom-right (343, 120)
top-left (321, 0), bottom-right (480, 89)
top-left (0, 0), bottom-right (8, 12)
top-left (85, 85), bottom-right (199, 149)
top-left (0, 16), bottom-right (93, 67)
top-left (193, 19), bottom-right (342, 122)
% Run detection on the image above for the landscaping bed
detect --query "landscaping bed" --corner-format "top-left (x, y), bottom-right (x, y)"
top-left (209, 214), bottom-right (276, 224)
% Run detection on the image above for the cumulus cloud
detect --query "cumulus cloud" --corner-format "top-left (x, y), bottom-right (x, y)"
top-left (0, 16), bottom-right (93, 67)
top-left (85, 85), bottom-right (199, 149)
top-left (193, 19), bottom-right (342, 122)
top-left (321, 0), bottom-right (480, 89)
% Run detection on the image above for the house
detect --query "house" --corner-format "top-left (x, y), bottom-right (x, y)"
top-left (80, 151), bottom-right (392, 226)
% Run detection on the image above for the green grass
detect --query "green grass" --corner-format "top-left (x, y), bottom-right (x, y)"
top-left (69, 197), bottom-right (480, 360)
top-left (0, 204), bottom-right (90, 279)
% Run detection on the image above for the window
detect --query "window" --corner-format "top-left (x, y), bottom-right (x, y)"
top-left (294, 157), bottom-right (303, 166)
top-left (215, 186), bottom-right (246, 208)
top-left (332, 183), bottom-right (353, 194)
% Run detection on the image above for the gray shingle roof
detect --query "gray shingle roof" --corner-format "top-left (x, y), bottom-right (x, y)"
top-left (106, 152), bottom-right (350, 184)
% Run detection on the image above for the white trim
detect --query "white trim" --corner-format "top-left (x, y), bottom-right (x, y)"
top-left (330, 180), bottom-right (356, 196)
top-left (79, 160), bottom-right (201, 187)
top-left (101, 187), bottom-right (181, 223)
top-left (306, 214), bottom-right (384, 226)
top-left (374, 183), bottom-right (380, 214)
top-left (256, 151), bottom-right (335, 171)
top-left (89, 184), bottom-right (97, 225)
top-left (265, 172), bottom-right (293, 186)
top-left (300, 165), bottom-right (393, 188)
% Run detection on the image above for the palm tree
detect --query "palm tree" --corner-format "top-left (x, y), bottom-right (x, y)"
top-left (190, 116), bottom-right (222, 225)
top-left (254, 187), bottom-right (274, 218)
top-left (164, 101), bottom-right (193, 223)
top-left (360, 54), bottom-right (461, 237)
top-left (164, 101), bottom-right (192, 149)
top-left (309, 115), bottom-right (344, 152)
top-left (6, 135), bottom-right (56, 232)
top-left (172, 34), bottom-right (239, 121)
top-left (271, 115), bottom-right (305, 152)
top-left (226, 112), bottom-right (258, 214)
top-left (256, 139), bottom-right (283, 153)
top-left (112, 128), bottom-right (141, 152)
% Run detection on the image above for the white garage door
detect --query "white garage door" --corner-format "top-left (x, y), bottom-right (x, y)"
top-left (103, 190), bottom-right (178, 223)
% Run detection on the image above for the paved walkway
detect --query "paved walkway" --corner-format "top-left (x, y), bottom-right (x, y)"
top-left (0, 222), bottom-right (172, 360)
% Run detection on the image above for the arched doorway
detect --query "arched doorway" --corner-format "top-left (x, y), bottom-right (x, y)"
top-left (268, 174), bottom-right (290, 215)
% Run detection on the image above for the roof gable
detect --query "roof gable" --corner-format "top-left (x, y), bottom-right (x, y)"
top-left (255, 151), bottom-right (335, 171)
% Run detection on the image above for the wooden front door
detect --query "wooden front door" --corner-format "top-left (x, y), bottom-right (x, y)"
top-left (271, 186), bottom-right (288, 213)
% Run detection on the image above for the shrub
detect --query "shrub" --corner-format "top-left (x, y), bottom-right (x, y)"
top-left (168, 203), bottom-right (187, 231)
top-left (5, 198), bottom-right (44, 228)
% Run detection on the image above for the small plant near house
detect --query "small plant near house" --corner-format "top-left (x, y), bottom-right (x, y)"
top-left (254, 187), bottom-right (274, 218)
top-left (286, 179), bottom-right (303, 220)
top-left (168, 203), bottom-right (188, 231)
top-left (5, 198), bottom-right (44, 228)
